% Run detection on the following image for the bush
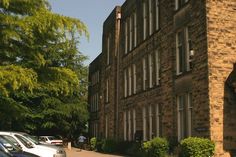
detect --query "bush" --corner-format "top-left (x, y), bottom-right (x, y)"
top-left (116, 141), bottom-right (133, 154)
top-left (142, 137), bottom-right (169, 157)
top-left (96, 139), bottom-right (104, 152)
top-left (180, 137), bottom-right (215, 157)
top-left (102, 139), bottom-right (118, 153)
top-left (90, 137), bottom-right (97, 151)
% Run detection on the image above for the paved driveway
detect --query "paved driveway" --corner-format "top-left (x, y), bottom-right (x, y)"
top-left (65, 148), bottom-right (127, 157)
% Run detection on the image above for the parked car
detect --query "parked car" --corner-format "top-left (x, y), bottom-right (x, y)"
top-left (0, 143), bottom-right (11, 157)
top-left (39, 136), bottom-right (63, 146)
top-left (0, 135), bottom-right (39, 157)
top-left (0, 132), bottom-right (66, 157)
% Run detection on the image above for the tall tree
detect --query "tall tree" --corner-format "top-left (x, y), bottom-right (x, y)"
top-left (0, 0), bottom-right (89, 138)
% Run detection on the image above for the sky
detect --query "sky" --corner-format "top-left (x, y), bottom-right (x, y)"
top-left (48, 0), bottom-right (125, 65)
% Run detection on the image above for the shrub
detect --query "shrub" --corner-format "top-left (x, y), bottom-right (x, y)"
top-left (142, 137), bottom-right (169, 157)
top-left (90, 137), bottom-right (97, 151)
top-left (180, 137), bottom-right (215, 157)
top-left (102, 139), bottom-right (118, 153)
top-left (96, 139), bottom-right (104, 152)
top-left (116, 141), bottom-right (133, 154)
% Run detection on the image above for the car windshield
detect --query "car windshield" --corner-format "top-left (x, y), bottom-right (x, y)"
top-left (21, 134), bottom-right (39, 145)
top-left (0, 135), bottom-right (21, 151)
top-left (48, 136), bottom-right (57, 140)
top-left (14, 135), bottom-right (34, 148)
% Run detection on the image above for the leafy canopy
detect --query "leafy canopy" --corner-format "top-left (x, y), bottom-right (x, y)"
top-left (0, 0), bottom-right (89, 138)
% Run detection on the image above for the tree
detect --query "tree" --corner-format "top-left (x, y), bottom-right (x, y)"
top-left (0, 0), bottom-right (89, 138)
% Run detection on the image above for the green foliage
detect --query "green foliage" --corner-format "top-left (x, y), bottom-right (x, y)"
top-left (0, 0), bottom-right (89, 139)
top-left (142, 137), bottom-right (169, 157)
top-left (180, 137), bottom-right (215, 157)
top-left (101, 139), bottom-right (118, 153)
top-left (113, 141), bottom-right (144, 157)
top-left (90, 137), bottom-right (97, 151)
top-left (0, 65), bottom-right (37, 96)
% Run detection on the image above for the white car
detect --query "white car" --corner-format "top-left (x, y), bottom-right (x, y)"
top-left (39, 136), bottom-right (63, 146)
top-left (0, 132), bottom-right (66, 157)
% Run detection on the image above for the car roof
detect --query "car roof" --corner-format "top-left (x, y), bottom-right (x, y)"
top-left (0, 131), bottom-right (27, 135)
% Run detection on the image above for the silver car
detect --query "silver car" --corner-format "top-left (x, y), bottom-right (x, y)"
top-left (0, 131), bottom-right (66, 157)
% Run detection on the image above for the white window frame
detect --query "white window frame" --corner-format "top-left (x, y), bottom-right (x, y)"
top-left (155, 0), bottom-right (159, 30)
top-left (133, 64), bottom-right (136, 94)
top-left (149, 0), bottom-right (153, 35)
top-left (177, 93), bottom-right (192, 141)
top-left (148, 53), bottom-right (153, 88)
top-left (143, 2), bottom-right (147, 40)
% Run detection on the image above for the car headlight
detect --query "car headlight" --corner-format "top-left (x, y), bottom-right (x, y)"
top-left (56, 149), bottom-right (65, 154)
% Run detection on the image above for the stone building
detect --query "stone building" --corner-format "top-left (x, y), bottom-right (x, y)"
top-left (88, 0), bottom-right (236, 156)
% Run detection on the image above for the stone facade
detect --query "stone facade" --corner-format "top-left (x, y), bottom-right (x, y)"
top-left (88, 0), bottom-right (236, 156)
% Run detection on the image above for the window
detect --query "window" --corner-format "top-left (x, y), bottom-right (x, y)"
top-left (148, 54), bottom-right (153, 88)
top-left (143, 58), bottom-right (147, 90)
top-left (128, 67), bottom-right (132, 96)
top-left (176, 31), bottom-right (184, 74)
top-left (125, 21), bottom-right (128, 54)
top-left (177, 95), bottom-right (185, 141)
top-left (96, 94), bottom-right (98, 111)
top-left (133, 64), bottom-right (137, 94)
top-left (143, 2), bottom-right (147, 40)
top-left (129, 17), bottom-right (133, 51)
top-left (124, 112), bottom-right (127, 140)
top-left (105, 115), bottom-right (108, 138)
top-left (185, 27), bottom-right (192, 71)
top-left (149, 105), bottom-right (153, 140)
top-left (134, 12), bottom-right (137, 47)
top-left (149, 0), bottom-right (153, 35)
top-left (175, 0), bottom-right (189, 10)
top-left (155, 50), bottom-right (160, 85)
top-left (107, 34), bottom-right (110, 65)
top-left (133, 109), bottom-right (136, 137)
top-left (128, 110), bottom-right (131, 141)
top-left (187, 93), bottom-right (193, 136)
top-left (155, 0), bottom-right (160, 30)
top-left (176, 27), bottom-right (191, 75)
top-left (155, 104), bottom-right (161, 137)
top-left (15, 135), bottom-right (33, 148)
top-left (177, 93), bottom-right (192, 141)
top-left (124, 70), bottom-right (127, 97)
top-left (105, 79), bottom-right (109, 103)
top-left (142, 106), bottom-right (147, 141)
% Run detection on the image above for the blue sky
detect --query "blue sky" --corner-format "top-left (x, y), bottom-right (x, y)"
top-left (48, 0), bottom-right (125, 65)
